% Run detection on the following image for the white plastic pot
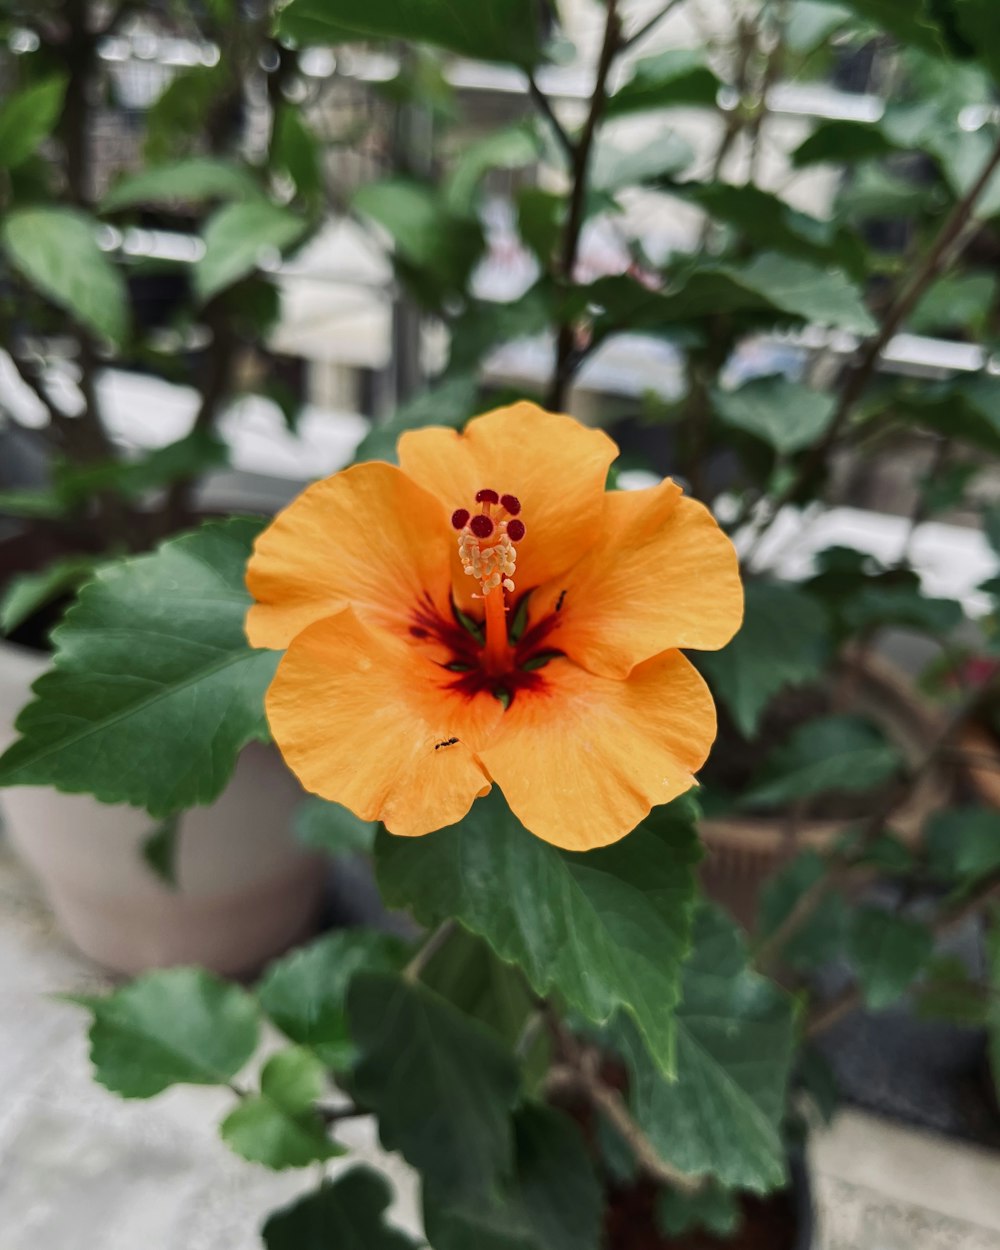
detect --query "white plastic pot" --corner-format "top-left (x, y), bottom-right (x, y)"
top-left (0, 636), bottom-right (324, 976)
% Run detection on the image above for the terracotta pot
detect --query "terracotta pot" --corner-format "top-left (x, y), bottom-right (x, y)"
top-left (0, 633), bottom-right (324, 976)
top-left (700, 651), bottom-right (950, 929)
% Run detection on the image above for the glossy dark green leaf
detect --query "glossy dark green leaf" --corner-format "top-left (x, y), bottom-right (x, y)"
top-left (0, 556), bottom-right (100, 636)
top-left (72, 968), bottom-right (259, 1098)
top-left (262, 1168), bottom-right (420, 1250)
top-left (0, 519), bottom-right (277, 817)
top-left (195, 202), bottom-right (308, 301)
top-left (848, 908), bottom-right (934, 1010)
top-left (293, 797), bottom-right (378, 856)
top-left (277, 0), bottom-right (543, 66)
top-left (607, 49), bottom-right (721, 116)
top-left (909, 273), bottom-right (997, 337)
top-left (347, 972), bottom-right (521, 1199)
top-left (258, 930), bottom-right (409, 1069)
top-left (591, 134), bottom-right (694, 192)
top-left (791, 119), bottom-right (899, 168)
top-left (140, 816), bottom-right (180, 888)
top-left (757, 850), bottom-right (847, 971)
top-left (613, 905), bottom-right (797, 1191)
top-left (953, 0), bottom-right (1000, 81)
top-left (2, 207), bottom-right (128, 345)
top-left (842, 585), bottom-right (963, 637)
top-left (353, 179), bottom-right (484, 307)
top-left (424, 1104), bottom-right (602, 1250)
top-left (925, 808), bottom-right (1000, 885)
top-left (220, 1046), bottom-right (342, 1169)
top-left (102, 157), bottom-right (262, 211)
top-left (713, 376), bottom-right (836, 455)
top-left (376, 792), bottom-right (700, 1076)
top-left (699, 582), bottom-right (831, 739)
top-left (742, 715), bottom-right (902, 810)
top-left (812, 0), bottom-right (945, 50)
top-left (727, 253), bottom-right (876, 335)
top-left (421, 927), bottom-right (536, 1050)
top-left (272, 109), bottom-right (324, 202)
top-left (657, 1184), bottom-right (740, 1239)
top-left (0, 76), bottom-right (66, 170)
top-left (353, 373), bottom-right (478, 463)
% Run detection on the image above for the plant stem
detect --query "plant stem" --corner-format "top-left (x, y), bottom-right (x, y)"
top-left (547, 0), bottom-right (622, 411)
top-left (526, 70), bottom-right (575, 164)
top-left (404, 919), bottom-right (458, 982)
top-left (620, 0), bottom-right (686, 52)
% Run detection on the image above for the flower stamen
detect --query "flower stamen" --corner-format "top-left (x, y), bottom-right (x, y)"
top-left (454, 488), bottom-right (527, 672)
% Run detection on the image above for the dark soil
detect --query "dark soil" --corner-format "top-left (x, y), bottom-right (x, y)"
top-left (605, 1178), bottom-right (798, 1250)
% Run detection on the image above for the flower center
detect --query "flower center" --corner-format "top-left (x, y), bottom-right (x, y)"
top-left (451, 490), bottom-right (525, 598)
top-left (451, 490), bottom-right (525, 674)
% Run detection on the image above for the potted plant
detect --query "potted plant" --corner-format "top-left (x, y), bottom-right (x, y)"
top-left (7, 0), bottom-right (1000, 1243)
top-left (0, 0), bottom-right (328, 972)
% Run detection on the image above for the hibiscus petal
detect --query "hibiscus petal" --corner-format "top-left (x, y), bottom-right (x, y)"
top-left (479, 650), bottom-right (716, 851)
top-left (529, 479), bottom-right (743, 679)
top-left (398, 401), bottom-right (618, 602)
top-left (246, 462), bottom-right (453, 650)
top-left (266, 610), bottom-right (500, 835)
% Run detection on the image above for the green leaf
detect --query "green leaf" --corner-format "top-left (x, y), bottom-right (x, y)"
top-left (848, 908), bottom-right (934, 1010)
top-left (698, 582), bottom-right (831, 739)
top-left (908, 272), bottom-right (997, 337)
top-left (591, 134), bottom-right (694, 192)
top-left (294, 797), bottom-right (377, 855)
top-left (713, 375), bottom-right (836, 455)
top-left (421, 927), bottom-right (536, 1051)
top-left (220, 1046), bottom-right (342, 1169)
top-left (728, 252), bottom-right (877, 335)
top-left (785, 1), bottom-right (853, 51)
top-left (195, 202), bottom-right (307, 302)
top-left (140, 816), bottom-right (180, 888)
top-left (0, 519), bottom-right (278, 817)
top-left (347, 972), bottom-right (521, 1199)
top-left (842, 585), bottom-right (963, 636)
top-left (812, 0), bottom-right (945, 51)
top-left (925, 808), bottom-right (1000, 884)
top-left (743, 715), bottom-right (902, 810)
top-left (424, 1104), bottom-right (603, 1250)
top-left (517, 188), bottom-right (563, 265)
top-left (277, 0), bottom-right (543, 66)
top-left (353, 373), bottom-right (478, 464)
top-left (953, 0), bottom-right (1000, 82)
top-left (102, 157), bottom-right (263, 211)
top-left (376, 792), bottom-right (700, 1077)
top-left (0, 76), bottom-right (66, 170)
top-left (262, 1168), bottom-right (420, 1250)
top-left (791, 119), bottom-right (899, 168)
top-left (444, 124), bottom-right (540, 215)
top-left (258, 930), bottom-right (409, 1069)
top-left (73, 968), bottom-right (258, 1098)
top-left (272, 108), bottom-right (324, 202)
top-left (353, 179), bottom-right (484, 307)
top-left (657, 1184), bottom-right (740, 1239)
top-left (2, 207), bottom-right (128, 345)
top-left (606, 49), bottom-right (721, 116)
top-left (613, 905), bottom-right (797, 1192)
top-left (0, 556), bottom-right (100, 636)
top-left (758, 850), bottom-right (847, 971)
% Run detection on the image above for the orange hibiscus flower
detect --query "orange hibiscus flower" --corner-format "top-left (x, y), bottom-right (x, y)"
top-left (245, 402), bottom-right (742, 851)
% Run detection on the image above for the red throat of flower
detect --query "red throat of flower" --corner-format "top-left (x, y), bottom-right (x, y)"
top-left (451, 490), bottom-right (526, 672)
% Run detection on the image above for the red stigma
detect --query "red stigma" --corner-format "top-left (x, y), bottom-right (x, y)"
top-left (507, 519), bottom-right (525, 542)
top-left (470, 514), bottom-right (495, 539)
top-left (500, 493), bottom-right (521, 516)
top-left (451, 508), bottom-right (470, 530)
top-left (476, 488), bottom-right (500, 504)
